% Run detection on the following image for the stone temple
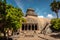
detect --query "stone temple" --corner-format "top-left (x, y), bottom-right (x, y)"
top-left (9, 8), bottom-right (52, 40)
top-left (20, 8), bottom-right (51, 34)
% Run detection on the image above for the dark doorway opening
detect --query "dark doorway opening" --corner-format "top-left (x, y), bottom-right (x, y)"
top-left (25, 24), bottom-right (27, 30)
top-left (35, 24), bottom-right (37, 30)
top-left (22, 24), bottom-right (24, 30)
top-left (32, 24), bottom-right (34, 30)
top-left (28, 25), bottom-right (31, 30)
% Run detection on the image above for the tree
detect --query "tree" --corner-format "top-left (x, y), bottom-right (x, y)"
top-left (57, 1), bottom-right (60, 10)
top-left (0, 0), bottom-right (25, 36)
top-left (50, 0), bottom-right (59, 18)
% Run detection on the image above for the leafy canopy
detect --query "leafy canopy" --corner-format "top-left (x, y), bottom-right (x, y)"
top-left (5, 5), bottom-right (24, 30)
top-left (50, 0), bottom-right (60, 18)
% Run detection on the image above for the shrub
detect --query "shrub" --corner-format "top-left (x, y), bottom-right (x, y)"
top-left (51, 18), bottom-right (60, 31)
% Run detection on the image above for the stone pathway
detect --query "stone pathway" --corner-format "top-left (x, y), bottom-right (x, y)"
top-left (11, 33), bottom-right (60, 40)
top-left (17, 34), bottom-right (59, 40)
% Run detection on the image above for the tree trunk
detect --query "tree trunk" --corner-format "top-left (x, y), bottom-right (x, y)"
top-left (56, 13), bottom-right (58, 19)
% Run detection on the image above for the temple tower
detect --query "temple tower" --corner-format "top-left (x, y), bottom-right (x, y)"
top-left (25, 8), bottom-right (37, 17)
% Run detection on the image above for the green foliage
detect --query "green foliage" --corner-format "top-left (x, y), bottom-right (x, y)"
top-left (51, 18), bottom-right (60, 30)
top-left (5, 5), bottom-right (24, 30)
top-left (20, 17), bottom-right (27, 22)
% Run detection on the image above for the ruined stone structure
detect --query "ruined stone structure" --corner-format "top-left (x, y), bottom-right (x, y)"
top-left (11, 8), bottom-right (55, 40)
top-left (20, 8), bottom-right (51, 34)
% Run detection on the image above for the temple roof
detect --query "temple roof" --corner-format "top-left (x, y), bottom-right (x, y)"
top-left (27, 8), bottom-right (35, 11)
top-left (25, 8), bottom-right (37, 17)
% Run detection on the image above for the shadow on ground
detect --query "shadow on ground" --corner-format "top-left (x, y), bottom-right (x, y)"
top-left (50, 34), bottom-right (60, 39)
top-left (0, 37), bottom-right (12, 40)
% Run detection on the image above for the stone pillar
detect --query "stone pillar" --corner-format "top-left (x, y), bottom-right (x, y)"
top-left (37, 24), bottom-right (38, 30)
top-left (34, 24), bottom-right (36, 33)
top-left (31, 24), bottom-right (32, 31)
top-left (34, 24), bottom-right (35, 31)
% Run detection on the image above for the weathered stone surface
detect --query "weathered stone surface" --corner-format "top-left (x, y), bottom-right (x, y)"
top-left (44, 24), bottom-right (52, 34)
top-left (11, 8), bottom-right (57, 40)
top-left (21, 8), bottom-right (52, 35)
top-left (45, 27), bottom-right (52, 34)
top-left (12, 33), bottom-right (60, 40)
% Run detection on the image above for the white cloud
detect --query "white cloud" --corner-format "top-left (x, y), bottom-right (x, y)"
top-left (38, 16), bottom-right (44, 18)
top-left (47, 14), bottom-right (53, 19)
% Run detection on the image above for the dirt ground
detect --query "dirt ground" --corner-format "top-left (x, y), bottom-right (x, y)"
top-left (11, 33), bottom-right (60, 40)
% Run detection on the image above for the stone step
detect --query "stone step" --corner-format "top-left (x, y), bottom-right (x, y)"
top-left (24, 35), bottom-right (34, 37)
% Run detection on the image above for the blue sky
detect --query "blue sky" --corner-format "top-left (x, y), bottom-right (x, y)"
top-left (6, 0), bottom-right (60, 18)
